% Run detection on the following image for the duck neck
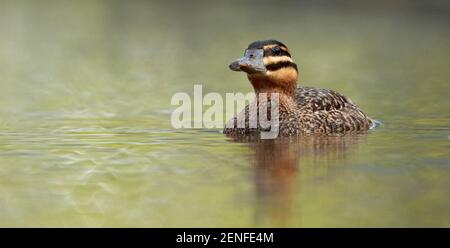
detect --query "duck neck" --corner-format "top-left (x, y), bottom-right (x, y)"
top-left (248, 75), bottom-right (297, 101)
top-left (248, 76), bottom-right (303, 123)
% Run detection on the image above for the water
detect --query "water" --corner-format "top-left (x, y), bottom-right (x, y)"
top-left (0, 0), bottom-right (449, 227)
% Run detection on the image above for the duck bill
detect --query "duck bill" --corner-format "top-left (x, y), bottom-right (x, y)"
top-left (228, 49), bottom-right (266, 73)
top-left (229, 59), bottom-right (245, 71)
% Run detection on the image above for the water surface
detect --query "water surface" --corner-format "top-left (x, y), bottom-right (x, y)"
top-left (0, 1), bottom-right (449, 227)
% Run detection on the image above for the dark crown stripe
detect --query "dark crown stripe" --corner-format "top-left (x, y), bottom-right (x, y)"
top-left (266, 61), bottom-right (298, 71)
top-left (247, 40), bottom-right (287, 49)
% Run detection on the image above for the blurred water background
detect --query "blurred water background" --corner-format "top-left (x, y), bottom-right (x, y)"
top-left (0, 0), bottom-right (449, 227)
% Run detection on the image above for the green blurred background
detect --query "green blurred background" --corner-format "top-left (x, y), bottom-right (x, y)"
top-left (0, 0), bottom-right (449, 227)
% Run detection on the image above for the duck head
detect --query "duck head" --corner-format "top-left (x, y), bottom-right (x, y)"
top-left (229, 40), bottom-right (299, 96)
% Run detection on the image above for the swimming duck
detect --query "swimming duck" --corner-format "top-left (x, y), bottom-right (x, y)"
top-left (223, 40), bottom-right (373, 137)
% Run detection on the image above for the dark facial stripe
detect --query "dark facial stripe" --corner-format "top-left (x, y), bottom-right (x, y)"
top-left (266, 61), bottom-right (298, 71)
top-left (264, 48), bottom-right (291, 57)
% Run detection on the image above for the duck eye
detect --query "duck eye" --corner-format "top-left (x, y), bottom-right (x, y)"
top-left (272, 47), bottom-right (281, 55)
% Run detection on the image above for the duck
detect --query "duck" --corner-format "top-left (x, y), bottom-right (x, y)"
top-left (223, 39), bottom-right (373, 138)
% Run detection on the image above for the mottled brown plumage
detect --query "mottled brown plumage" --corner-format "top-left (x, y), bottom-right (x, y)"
top-left (224, 40), bottom-right (373, 138)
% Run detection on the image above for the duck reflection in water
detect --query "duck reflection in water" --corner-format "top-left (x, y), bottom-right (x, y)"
top-left (230, 135), bottom-right (366, 227)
